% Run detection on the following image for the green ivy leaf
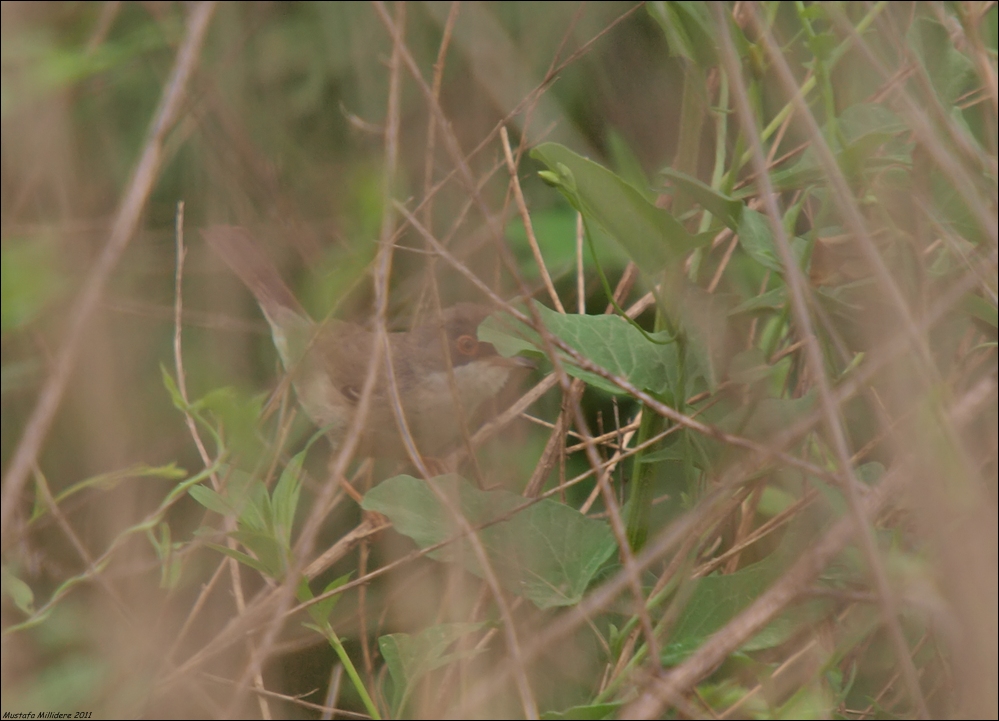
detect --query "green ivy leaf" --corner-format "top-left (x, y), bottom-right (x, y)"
top-left (363, 475), bottom-right (617, 609)
top-left (480, 305), bottom-right (683, 398)
top-left (531, 142), bottom-right (706, 274)
top-left (662, 556), bottom-right (786, 665)
top-left (506, 205), bottom-right (629, 282)
top-left (737, 210), bottom-right (809, 277)
top-left (659, 168), bottom-right (744, 229)
top-left (379, 622), bottom-right (486, 716)
top-left (908, 16), bottom-right (977, 107)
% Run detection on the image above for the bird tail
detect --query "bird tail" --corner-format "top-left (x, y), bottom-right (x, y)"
top-left (202, 225), bottom-right (306, 317)
top-left (202, 225), bottom-right (313, 368)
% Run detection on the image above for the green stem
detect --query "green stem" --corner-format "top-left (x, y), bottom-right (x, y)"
top-left (624, 293), bottom-right (688, 553)
top-left (298, 580), bottom-right (381, 719)
top-left (720, 1), bottom-right (888, 186)
top-left (322, 625), bottom-right (381, 720)
top-left (594, 563), bottom-right (689, 702)
top-left (624, 59), bottom-right (704, 552)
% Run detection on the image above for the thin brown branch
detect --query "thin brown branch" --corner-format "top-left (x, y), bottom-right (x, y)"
top-left (421, 0), bottom-right (460, 229)
top-left (501, 125), bottom-right (565, 313)
top-left (174, 203), bottom-right (272, 719)
top-left (712, 8), bottom-right (929, 716)
top-left (623, 462), bottom-right (908, 718)
top-left (1, 0), bottom-right (218, 546)
top-left (374, 8), bottom-right (540, 716)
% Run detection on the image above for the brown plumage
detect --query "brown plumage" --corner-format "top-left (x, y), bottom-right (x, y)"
top-left (203, 225), bottom-right (527, 457)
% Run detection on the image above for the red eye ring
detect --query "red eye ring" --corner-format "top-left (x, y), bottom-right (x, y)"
top-left (455, 334), bottom-right (479, 356)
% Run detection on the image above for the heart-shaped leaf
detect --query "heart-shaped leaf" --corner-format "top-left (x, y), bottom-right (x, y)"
top-left (363, 475), bottom-right (617, 609)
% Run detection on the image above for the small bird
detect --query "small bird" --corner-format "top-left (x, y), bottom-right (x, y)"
top-left (203, 226), bottom-right (529, 458)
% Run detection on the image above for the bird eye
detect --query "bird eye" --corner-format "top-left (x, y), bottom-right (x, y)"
top-left (455, 334), bottom-right (479, 356)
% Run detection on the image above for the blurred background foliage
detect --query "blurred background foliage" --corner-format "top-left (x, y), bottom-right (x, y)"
top-left (2, 2), bottom-right (997, 719)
